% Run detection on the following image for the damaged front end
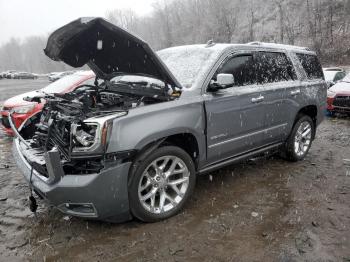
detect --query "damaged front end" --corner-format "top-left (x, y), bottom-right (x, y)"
top-left (15, 75), bottom-right (173, 179)
top-left (14, 16), bottom-right (183, 180)
top-left (11, 86), bottom-right (140, 221)
top-left (11, 17), bottom-right (183, 221)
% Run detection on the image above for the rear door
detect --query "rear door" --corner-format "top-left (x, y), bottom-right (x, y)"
top-left (255, 51), bottom-right (299, 144)
top-left (204, 52), bottom-right (266, 165)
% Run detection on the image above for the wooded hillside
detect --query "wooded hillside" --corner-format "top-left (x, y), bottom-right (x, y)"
top-left (1, 0), bottom-right (349, 73)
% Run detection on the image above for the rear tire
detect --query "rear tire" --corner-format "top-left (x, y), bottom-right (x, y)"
top-left (283, 115), bottom-right (314, 162)
top-left (129, 146), bottom-right (196, 222)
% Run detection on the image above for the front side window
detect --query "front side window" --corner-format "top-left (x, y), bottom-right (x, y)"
top-left (216, 54), bottom-right (256, 86)
top-left (296, 53), bottom-right (324, 80)
top-left (256, 52), bottom-right (297, 84)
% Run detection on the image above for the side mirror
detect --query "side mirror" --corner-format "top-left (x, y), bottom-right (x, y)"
top-left (208, 73), bottom-right (235, 92)
top-left (217, 73), bottom-right (235, 87)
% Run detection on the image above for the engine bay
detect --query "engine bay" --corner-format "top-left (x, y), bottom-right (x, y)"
top-left (16, 76), bottom-right (181, 175)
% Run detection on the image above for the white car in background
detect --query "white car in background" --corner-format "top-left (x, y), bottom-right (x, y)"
top-left (323, 67), bottom-right (347, 87)
top-left (48, 71), bottom-right (74, 82)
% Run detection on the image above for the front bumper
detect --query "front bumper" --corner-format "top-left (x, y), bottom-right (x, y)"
top-left (13, 138), bottom-right (132, 222)
top-left (328, 106), bottom-right (350, 114)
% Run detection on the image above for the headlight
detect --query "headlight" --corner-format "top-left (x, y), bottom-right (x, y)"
top-left (75, 127), bottom-right (96, 147)
top-left (72, 120), bottom-right (114, 154)
top-left (72, 123), bottom-right (99, 151)
top-left (71, 112), bottom-right (125, 154)
top-left (12, 104), bottom-right (35, 114)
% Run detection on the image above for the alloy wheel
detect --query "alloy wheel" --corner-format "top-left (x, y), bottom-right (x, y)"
top-left (294, 121), bottom-right (312, 157)
top-left (138, 155), bottom-right (190, 214)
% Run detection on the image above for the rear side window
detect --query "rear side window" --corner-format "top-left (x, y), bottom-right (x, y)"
top-left (296, 53), bottom-right (324, 80)
top-left (217, 54), bottom-right (256, 86)
top-left (256, 52), bottom-right (297, 84)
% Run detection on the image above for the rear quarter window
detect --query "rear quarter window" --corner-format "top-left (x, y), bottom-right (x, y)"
top-left (296, 53), bottom-right (324, 80)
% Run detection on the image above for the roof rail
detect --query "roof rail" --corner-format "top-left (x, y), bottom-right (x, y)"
top-left (246, 42), bottom-right (310, 51)
top-left (323, 67), bottom-right (344, 71)
top-left (247, 41), bottom-right (262, 46)
top-left (205, 39), bottom-right (216, 48)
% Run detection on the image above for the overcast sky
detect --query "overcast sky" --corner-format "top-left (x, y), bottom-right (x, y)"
top-left (0, 0), bottom-right (156, 45)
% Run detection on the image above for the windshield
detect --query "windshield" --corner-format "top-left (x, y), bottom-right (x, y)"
top-left (342, 72), bottom-right (350, 82)
top-left (323, 71), bottom-right (337, 81)
top-left (157, 46), bottom-right (218, 88)
top-left (42, 74), bottom-right (87, 93)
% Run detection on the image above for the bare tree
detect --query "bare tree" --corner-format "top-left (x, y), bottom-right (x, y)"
top-left (106, 9), bottom-right (138, 32)
top-left (1, 0), bottom-right (350, 72)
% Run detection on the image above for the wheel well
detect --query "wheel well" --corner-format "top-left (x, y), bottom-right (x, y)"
top-left (162, 134), bottom-right (199, 167)
top-left (128, 133), bottom-right (199, 185)
top-left (296, 105), bottom-right (317, 138)
top-left (297, 105), bottom-right (317, 124)
top-left (132, 133), bottom-right (200, 171)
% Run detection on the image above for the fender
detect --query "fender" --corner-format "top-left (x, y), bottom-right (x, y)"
top-left (106, 98), bottom-right (207, 163)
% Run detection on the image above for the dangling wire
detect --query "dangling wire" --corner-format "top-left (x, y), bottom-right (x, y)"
top-left (28, 166), bottom-right (38, 215)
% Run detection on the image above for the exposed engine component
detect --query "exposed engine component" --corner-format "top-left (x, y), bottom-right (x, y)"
top-left (19, 78), bottom-right (177, 174)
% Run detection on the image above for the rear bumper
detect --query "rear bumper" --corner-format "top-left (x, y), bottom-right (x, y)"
top-left (13, 138), bottom-right (132, 222)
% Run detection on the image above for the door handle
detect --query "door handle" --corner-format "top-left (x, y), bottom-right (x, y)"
top-left (291, 89), bottom-right (301, 96)
top-left (251, 95), bottom-right (264, 103)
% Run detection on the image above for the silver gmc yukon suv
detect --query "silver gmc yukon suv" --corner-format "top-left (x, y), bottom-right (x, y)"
top-left (12, 18), bottom-right (327, 222)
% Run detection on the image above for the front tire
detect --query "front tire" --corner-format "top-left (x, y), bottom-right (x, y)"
top-left (129, 146), bottom-right (196, 222)
top-left (284, 115), bottom-right (314, 162)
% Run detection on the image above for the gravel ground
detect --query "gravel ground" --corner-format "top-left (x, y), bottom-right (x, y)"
top-left (0, 79), bottom-right (349, 261)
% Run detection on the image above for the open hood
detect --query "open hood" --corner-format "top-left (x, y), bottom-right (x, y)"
top-left (44, 17), bottom-right (181, 89)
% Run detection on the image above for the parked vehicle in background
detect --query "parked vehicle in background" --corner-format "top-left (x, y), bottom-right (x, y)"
top-left (48, 71), bottom-right (74, 82)
top-left (13, 72), bottom-right (38, 79)
top-left (48, 72), bottom-right (59, 78)
top-left (323, 67), bottom-right (346, 87)
top-left (4, 70), bottom-right (17, 79)
top-left (12, 18), bottom-right (327, 223)
top-left (327, 72), bottom-right (350, 115)
top-left (1, 71), bottom-right (95, 135)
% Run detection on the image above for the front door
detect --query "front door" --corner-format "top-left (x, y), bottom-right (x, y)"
top-left (204, 53), bottom-right (266, 165)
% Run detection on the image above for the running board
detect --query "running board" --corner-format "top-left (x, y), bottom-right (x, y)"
top-left (198, 143), bottom-right (283, 175)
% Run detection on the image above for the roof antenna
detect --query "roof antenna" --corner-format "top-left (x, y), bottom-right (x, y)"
top-left (205, 39), bottom-right (215, 47)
